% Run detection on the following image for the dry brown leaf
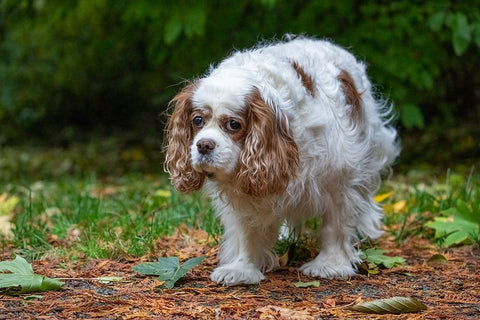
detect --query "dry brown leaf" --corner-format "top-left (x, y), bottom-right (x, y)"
top-left (256, 305), bottom-right (314, 320)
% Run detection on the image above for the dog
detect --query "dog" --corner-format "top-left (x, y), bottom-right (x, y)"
top-left (165, 35), bottom-right (399, 286)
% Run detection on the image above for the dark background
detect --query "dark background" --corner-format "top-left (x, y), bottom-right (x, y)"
top-left (1, 0), bottom-right (479, 170)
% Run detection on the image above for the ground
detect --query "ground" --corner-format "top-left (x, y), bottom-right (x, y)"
top-left (1, 228), bottom-right (478, 320)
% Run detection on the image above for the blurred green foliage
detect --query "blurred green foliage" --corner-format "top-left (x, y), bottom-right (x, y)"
top-left (1, 0), bottom-right (479, 143)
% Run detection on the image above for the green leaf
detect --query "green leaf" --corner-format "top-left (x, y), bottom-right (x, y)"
top-left (451, 12), bottom-right (472, 56)
top-left (444, 230), bottom-right (469, 247)
top-left (162, 256), bottom-right (205, 289)
top-left (133, 257), bottom-right (179, 276)
top-left (425, 200), bottom-right (480, 247)
top-left (164, 17), bottom-right (182, 44)
top-left (180, 256), bottom-right (206, 272)
top-left (348, 296), bottom-right (427, 314)
top-left (400, 103), bottom-right (424, 129)
top-left (183, 7), bottom-right (206, 38)
top-left (425, 216), bottom-right (474, 246)
top-left (425, 216), bottom-right (455, 238)
top-left (448, 215), bottom-right (478, 246)
top-left (364, 248), bottom-right (405, 269)
top-left (428, 11), bottom-right (446, 32)
top-left (426, 254), bottom-right (448, 266)
top-left (133, 256), bottom-right (205, 289)
top-left (294, 281), bottom-right (320, 288)
top-left (0, 256), bottom-right (64, 295)
top-left (455, 200), bottom-right (480, 224)
top-left (0, 256), bottom-right (34, 275)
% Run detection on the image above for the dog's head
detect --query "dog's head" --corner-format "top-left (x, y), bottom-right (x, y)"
top-left (164, 73), bottom-right (299, 197)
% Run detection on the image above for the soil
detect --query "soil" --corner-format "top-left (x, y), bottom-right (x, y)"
top-left (1, 228), bottom-right (479, 320)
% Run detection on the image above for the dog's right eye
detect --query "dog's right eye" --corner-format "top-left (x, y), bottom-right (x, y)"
top-left (192, 116), bottom-right (204, 128)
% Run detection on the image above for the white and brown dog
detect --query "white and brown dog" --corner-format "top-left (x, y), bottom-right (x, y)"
top-left (165, 36), bottom-right (399, 286)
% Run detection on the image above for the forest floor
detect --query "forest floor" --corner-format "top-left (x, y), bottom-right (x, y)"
top-left (1, 227), bottom-right (479, 320)
top-left (1, 132), bottom-right (479, 319)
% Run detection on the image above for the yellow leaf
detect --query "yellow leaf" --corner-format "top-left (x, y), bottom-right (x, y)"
top-left (374, 192), bottom-right (393, 203)
top-left (0, 193), bottom-right (19, 216)
top-left (155, 189), bottom-right (171, 198)
top-left (0, 193), bottom-right (18, 239)
top-left (392, 200), bottom-right (407, 213)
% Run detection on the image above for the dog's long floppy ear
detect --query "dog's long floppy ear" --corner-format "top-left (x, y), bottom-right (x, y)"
top-left (235, 90), bottom-right (299, 197)
top-left (164, 82), bottom-right (205, 193)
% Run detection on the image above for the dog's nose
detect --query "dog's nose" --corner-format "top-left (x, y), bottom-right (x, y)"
top-left (196, 138), bottom-right (216, 155)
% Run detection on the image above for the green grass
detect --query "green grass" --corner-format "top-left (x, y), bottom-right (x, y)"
top-left (0, 142), bottom-right (218, 260)
top-left (5, 174), bottom-right (218, 260)
top-left (1, 141), bottom-right (478, 261)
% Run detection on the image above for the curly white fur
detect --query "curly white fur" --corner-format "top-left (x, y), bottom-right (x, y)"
top-left (165, 36), bottom-right (400, 286)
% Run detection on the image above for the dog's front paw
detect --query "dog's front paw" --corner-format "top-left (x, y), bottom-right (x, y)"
top-left (211, 263), bottom-right (265, 286)
top-left (300, 256), bottom-right (357, 279)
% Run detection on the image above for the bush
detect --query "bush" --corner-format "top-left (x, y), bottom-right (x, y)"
top-left (1, 0), bottom-right (479, 143)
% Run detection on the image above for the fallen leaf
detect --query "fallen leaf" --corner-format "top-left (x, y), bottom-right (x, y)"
top-left (358, 261), bottom-right (380, 275)
top-left (323, 298), bottom-right (336, 308)
top-left (155, 189), bottom-right (172, 198)
top-left (94, 276), bottom-right (123, 284)
top-left (0, 256), bottom-right (64, 295)
top-left (23, 295), bottom-right (44, 300)
top-left (133, 256), bottom-right (205, 289)
top-left (374, 192), bottom-right (393, 203)
top-left (364, 248), bottom-right (405, 269)
top-left (392, 200), bottom-right (407, 213)
top-left (347, 296), bottom-right (427, 314)
top-left (0, 193), bottom-right (19, 239)
top-left (0, 193), bottom-right (19, 216)
top-left (294, 281), bottom-right (320, 288)
top-left (256, 305), bottom-right (314, 320)
top-left (426, 254), bottom-right (448, 266)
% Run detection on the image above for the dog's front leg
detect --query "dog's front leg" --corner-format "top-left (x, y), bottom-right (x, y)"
top-left (210, 209), bottom-right (278, 286)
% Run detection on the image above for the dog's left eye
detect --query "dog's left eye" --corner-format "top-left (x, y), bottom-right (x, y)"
top-left (225, 119), bottom-right (241, 132)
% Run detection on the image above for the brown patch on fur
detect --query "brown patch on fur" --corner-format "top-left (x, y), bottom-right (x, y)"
top-left (235, 90), bottom-right (299, 197)
top-left (291, 61), bottom-right (315, 97)
top-left (338, 69), bottom-right (363, 123)
top-left (164, 81), bottom-right (206, 193)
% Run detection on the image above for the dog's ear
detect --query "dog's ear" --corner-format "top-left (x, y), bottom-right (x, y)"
top-left (164, 82), bottom-right (205, 193)
top-left (235, 90), bottom-right (299, 197)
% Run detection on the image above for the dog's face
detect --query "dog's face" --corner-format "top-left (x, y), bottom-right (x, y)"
top-left (188, 78), bottom-right (250, 179)
top-left (165, 76), bottom-right (299, 197)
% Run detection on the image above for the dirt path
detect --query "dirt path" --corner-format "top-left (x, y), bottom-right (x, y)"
top-left (1, 230), bottom-right (479, 319)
